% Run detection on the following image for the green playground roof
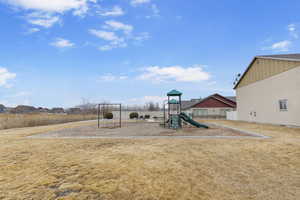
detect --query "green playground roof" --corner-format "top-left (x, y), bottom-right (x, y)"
top-left (169, 99), bottom-right (179, 104)
top-left (167, 89), bottom-right (182, 96)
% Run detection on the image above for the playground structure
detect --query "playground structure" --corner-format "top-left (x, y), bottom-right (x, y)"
top-left (97, 103), bottom-right (122, 128)
top-left (95, 90), bottom-right (208, 130)
top-left (163, 90), bottom-right (209, 129)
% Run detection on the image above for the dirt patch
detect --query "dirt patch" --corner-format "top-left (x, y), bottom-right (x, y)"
top-left (30, 122), bottom-right (256, 138)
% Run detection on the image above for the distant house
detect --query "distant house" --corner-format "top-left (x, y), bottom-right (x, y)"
top-left (182, 94), bottom-right (236, 118)
top-left (67, 108), bottom-right (82, 114)
top-left (10, 105), bottom-right (37, 114)
top-left (51, 107), bottom-right (65, 114)
top-left (234, 54), bottom-right (300, 126)
top-left (0, 104), bottom-right (5, 113)
top-left (37, 107), bottom-right (50, 113)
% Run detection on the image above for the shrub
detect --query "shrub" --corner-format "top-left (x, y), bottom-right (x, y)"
top-left (104, 112), bottom-right (113, 119)
top-left (145, 115), bottom-right (150, 119)
top-left (129, 112), bottom-right (139, 119)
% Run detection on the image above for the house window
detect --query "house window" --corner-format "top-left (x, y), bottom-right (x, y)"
top-left (279, 100), bottom-right (288, 111)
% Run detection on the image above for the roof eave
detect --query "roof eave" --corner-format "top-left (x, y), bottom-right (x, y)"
top-left (256, 56), bottom-right (300, 62)
top-left (234, 56), bottom-right (300, 89)
top-left (233, 57), bottom-right (257, 89)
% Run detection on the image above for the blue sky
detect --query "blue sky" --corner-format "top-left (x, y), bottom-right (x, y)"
top-left (1, 0), bottom-right (300, 108)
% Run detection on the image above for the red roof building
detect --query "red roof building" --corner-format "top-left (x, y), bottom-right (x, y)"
top-left (182, 94), bottom-right (236, 118)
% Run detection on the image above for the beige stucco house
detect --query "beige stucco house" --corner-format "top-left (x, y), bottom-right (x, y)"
top-left (234, 54), bottom-right (300, 127)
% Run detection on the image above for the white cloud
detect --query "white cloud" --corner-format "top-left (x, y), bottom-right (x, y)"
top-left (97, 38), bottom-right (127, 51)
top-left (3, 0), bottom-right (97, 28)
top-left (89, 29), bottom-right (127, 51)
top-left (98, 43), bottom-right (127, 51)
top-left (26, 12), bottom-right (60, 28)
top-left (89, 21), bottom-right (148, 51)
top-left (98, 74), bottom-right (128, 81)
top-left (131, 0), bottom-right (151, 6)
top-left (138, 65), bottom-right (211, 83)
top-left (98, 6), bottom-right (124, 17)
top-left (104, 20), bottom-right (133, 35)
top-left (50, 38), bottom-right (75, 48)
top-left (3, 0), bottom-right (96, 13)
top-left (0, 67), bottom-right (16, 88)
top-left (98, 45), bottom-right (114, 51)
top-left (288, 24), bottom-right (298, 39)
top-left (270, 40), bottom-right (292, 52)
top-left (288, 24), bottom-right (296, 32)
top-left (72, 4), bottom-right (89, 17)
top-left (262, 24), bottom-right (299, 52)
top-left (89, 29), bottom-right (120, 41)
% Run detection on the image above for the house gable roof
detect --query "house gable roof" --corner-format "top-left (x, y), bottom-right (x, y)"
top-left (183, 94), bottom-right (236, 110)
top-left (182, 99), bottom-right (201, 110)
top-left (225, 96), bottom-right (236, 102)
top-left (212, 94), bottom-right (236, 106)
top-left (234, 53), bottom-right (300, 89)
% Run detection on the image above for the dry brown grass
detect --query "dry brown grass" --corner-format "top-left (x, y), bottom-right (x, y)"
top-left (0, 120), bottom-right (299, 200)
top-left (0, 113), bottom-right (97, 130)
top-left (200, 119), bottom-right (300, 139)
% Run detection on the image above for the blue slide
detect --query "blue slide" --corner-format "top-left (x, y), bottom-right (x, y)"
top-left (179, 112), bottom-right (209, 129)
